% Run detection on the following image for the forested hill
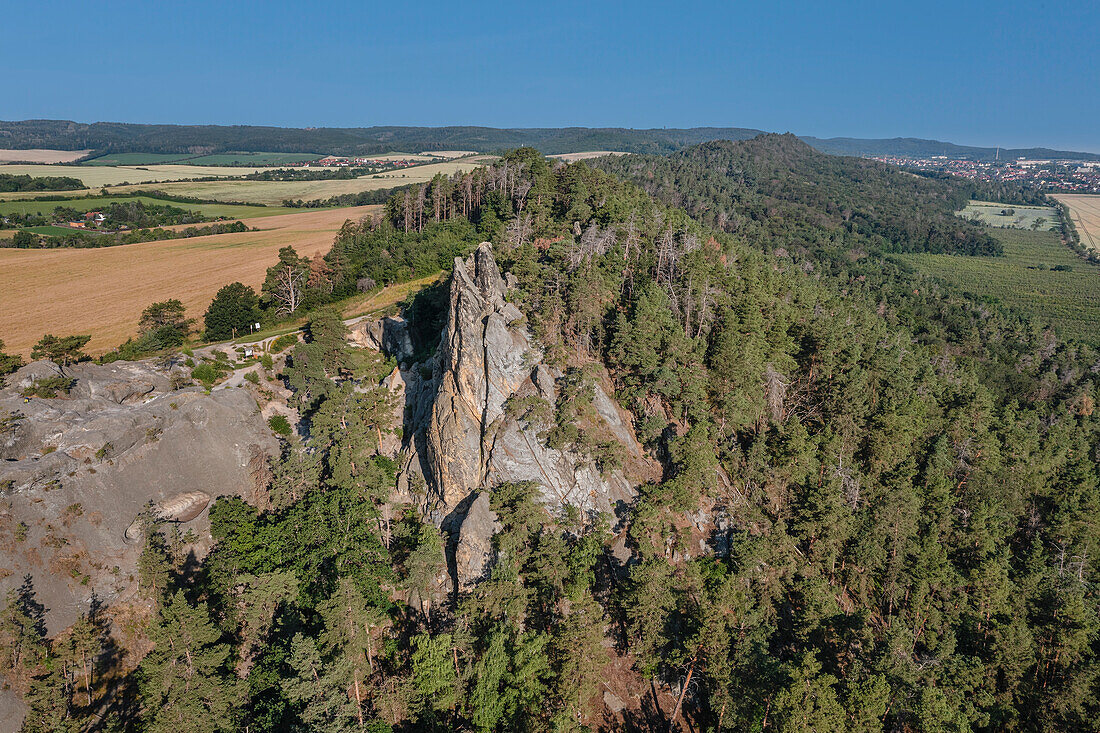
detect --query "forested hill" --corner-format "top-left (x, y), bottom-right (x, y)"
top-left (0, 120), bottom-right (766, 156)
top-left (804, 135), bottom-right (1100, 161)
top-left (5, 147), bottom-right (1100, 731)
top-left (3, 119), bottom-right (1098, 160)
top-left (595, 133), bottom-right (1004, 256)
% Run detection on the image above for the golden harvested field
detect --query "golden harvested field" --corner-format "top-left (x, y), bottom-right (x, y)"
top-left (0, 149), bottom-right (93, 163)
top-left (0, 163), bottom-right (275, 191)
top-left (0, 205), bottom-right (379, 356)
top-left (415, 151), bottom-right (478, 159)
top-left (1052, 194), bottom-right (1100, 252)
top-left (109, 157), bottom-right (496, 205)
top-left (549, 151), bottom-right (628, 161)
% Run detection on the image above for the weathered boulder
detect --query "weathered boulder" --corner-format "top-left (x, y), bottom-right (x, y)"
top-left (0, 359), bottom-right (277, 633)
top-left (123, 490), bottom-right (213, 543)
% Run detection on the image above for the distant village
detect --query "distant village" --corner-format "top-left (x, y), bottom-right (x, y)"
top-left (871, 155), bottom-right (1100, 193)
top-left (289, 155), bottom-right (419, 169)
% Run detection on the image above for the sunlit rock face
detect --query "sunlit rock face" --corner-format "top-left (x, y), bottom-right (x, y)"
top-left (386, 243), bottom-right (647, 589)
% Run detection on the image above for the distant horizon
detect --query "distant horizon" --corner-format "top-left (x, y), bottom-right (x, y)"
top-left (4, 0), bottom-right (1096, 154)
top-left (3, 117), bottom-right (1097, 157)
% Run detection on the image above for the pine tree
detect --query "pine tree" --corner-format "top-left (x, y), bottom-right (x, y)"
top-left (137, 591), bottom-right (241, 733)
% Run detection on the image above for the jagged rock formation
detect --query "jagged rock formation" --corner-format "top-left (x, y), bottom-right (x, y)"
top-left (0, 360), bottom-right (277, 633)
top-left (373, 243), bottom-right (652, 589)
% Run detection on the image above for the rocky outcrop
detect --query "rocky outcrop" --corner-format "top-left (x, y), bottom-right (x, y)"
top-left (348, 315), bottom-right (415, 364)
top-left (0, 360), bottom-right (277, 633)
top-left (374, 243), bottom-right (652, 589)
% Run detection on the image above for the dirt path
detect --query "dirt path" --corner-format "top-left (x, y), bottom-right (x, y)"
top-left (0, 205), bottom-right (379, 356)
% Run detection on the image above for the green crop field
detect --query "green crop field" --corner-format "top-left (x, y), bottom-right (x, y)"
top-left (20, 225), bottom-right (89, 236)
top-left (0, 195), bottom-right (294, 219)
top-left (184, 152), bottom-right (320, 166)
top-left (959, 200), bottom-right (1059, 231)
top-left (83, 153), bottom-right (192, 166)
top-left (898, 228), bottom-right (1100, 344)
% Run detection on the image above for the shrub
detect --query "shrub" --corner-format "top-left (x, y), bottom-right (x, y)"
top-left (203, 282), bottom-right (260, 341)
top-left (22, 376), bottom-right (75, 398)
top-left (268, 414), bottom-right (292, 436)
top-left (244, 371), bottom-right (260, 385)
top-left (270, 333), bottom-right (299, 353)
top-left (191, 362), bottom-right (227, 388)
top-left (31, 334), bottom-right (90, 366)
top-left (261, 354), bottom-right (274, 371)
top-left (12, 231), bottom-right (39, 248)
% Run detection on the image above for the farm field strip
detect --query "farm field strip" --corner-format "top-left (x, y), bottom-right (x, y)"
top-left (0, 195), bottom-right (294, 219)
top-left (82, 153), bottom-right (196, 166)
top-left (108, 158), bottom-right (497, 205)
top-left (1052, 194), bottom-right (1100, 253)
top-left (182, 152), bottom-right (321, 166)
top-left (0, 149), bottom-right (93, 163)
top-left (0, 205), bottom-right (380, 356)
top-left (21, 225), bottom-right (81, 236)
top-left (0, 163), bottom-right (278, 188)
top-left (549, 151), bottom-right (629, 161)
top-left (898, 228), bottom-right (1100, 345)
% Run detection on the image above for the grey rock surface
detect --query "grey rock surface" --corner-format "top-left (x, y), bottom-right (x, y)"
top-left (453, 492), bottom-right (502, 587)
top-left (379, 243), bottom-right (650, 589)
top-left (348, 315), bottom-right (415, 363)
top-left (0, 360), bottom-right (277, 633)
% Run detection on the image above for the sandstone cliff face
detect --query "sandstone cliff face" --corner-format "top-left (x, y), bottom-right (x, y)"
top-left (0, 360), bottom-right (277, 633)
top-left (377, 243), bottom-right (649, 588)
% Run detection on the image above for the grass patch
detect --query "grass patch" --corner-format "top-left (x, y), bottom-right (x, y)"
top-left (22, 376), bottom-right (75, 398)
top-left (20, 225), bottom-right (89, 236)
top-left (898, 228), bottom-right (1100, 345)
top-left (83, 153), bottom-right (192, 166)
top-left (959, 200), bottom-right (1059, 231)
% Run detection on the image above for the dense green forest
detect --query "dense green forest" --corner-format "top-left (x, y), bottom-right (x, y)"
top-left (4, 141), bottom-right (1100, 731)
top-left (0, 172), bottom-right (85, 192)
top-left (4, 119), bottom-right (1097, 160)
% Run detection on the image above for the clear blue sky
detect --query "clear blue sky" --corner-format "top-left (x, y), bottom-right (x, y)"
top-left (4, 0), bottom-right (1098, 151)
